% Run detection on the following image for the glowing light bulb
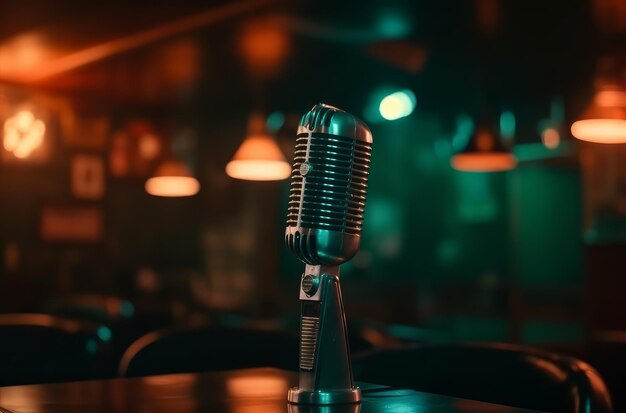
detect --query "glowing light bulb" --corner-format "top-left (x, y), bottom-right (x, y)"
top-left (3, 110), bottom-right (45, 158)
top-left (571, 86), bottom-right (626, 144)
top-left (378, 90), bottom-right (416, 121)
top-left (571, 119), bottom-right (626, 144)
top-left (145, 161), bottom-right (200, 197)
top-left (226, 134), bottom-right (291, 181)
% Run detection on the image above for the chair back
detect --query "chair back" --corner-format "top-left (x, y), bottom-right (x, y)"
top-left (119, 326), bottom-right (299, 377)
top-left (44, 294), bottom-right (134, 325)
top-left (0, 314), bottom-right (106, 386)
top-left (353, 342), bottom-right (612, 413)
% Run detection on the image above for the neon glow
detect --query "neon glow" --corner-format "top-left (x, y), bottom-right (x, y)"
top-left (3, 110), bottom-right (45, 158)
top-left (378, 90), bottom-right (415, 121)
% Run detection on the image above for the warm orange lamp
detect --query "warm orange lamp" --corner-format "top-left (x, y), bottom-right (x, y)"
top-left (3, 110), bottom-right (46, 159)
top-left (571, 83), bottom-right (626, 144)
top-left (145, 160), bottom-right (200, 197)
top-left (451, 127), bottom-right (517, 172)
top-left (225, 113), bottom-right (291, 181)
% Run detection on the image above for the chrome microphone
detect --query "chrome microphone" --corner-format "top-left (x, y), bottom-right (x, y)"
top-left (285, 103), bottom-right (372, 405)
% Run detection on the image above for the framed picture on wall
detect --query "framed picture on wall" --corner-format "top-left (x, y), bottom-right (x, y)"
top-left (71, 154), bottom-right (105, 200)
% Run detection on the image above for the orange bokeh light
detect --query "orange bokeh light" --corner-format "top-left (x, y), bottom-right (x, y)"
top-left (226, 134), bottom-right (291, 181)
top-left (145, 176), bottom-right (200, 197)
top-left (226, 160), bottom-right (292, 181)
top-left (541, 128), bottom-right (560, 149)
top-left (451, 152), bottom-right (517, 172)
top-left (3, 110), bottom-right (46, 159)
top-left (238, 19), bottom-right (290, 77)
top-left (145, 161), bottom-right (200, 197)
top-left (571, 119), bottom-right (626, 144)
top-left (572, 84), bottom-right (626, 144)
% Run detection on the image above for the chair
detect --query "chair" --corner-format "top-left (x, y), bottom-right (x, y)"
top-left (352, 342), bottom-right (612, 413)
top-left (0, 314), bottom-right (108, 386)
top-left (43, 294), bottom-right (135, 325)
top-left (119, 326), bottom-right (299, 377)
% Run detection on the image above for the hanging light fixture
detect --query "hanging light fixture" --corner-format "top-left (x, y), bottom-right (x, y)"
top-left (571, 82), bottom-right (626, 144)
top-left (451, 125), bottom-right (517, 172)
top-left (145, 160), bottom-right (200, 197)
top-left (225, 113), bottom-right (291, 181)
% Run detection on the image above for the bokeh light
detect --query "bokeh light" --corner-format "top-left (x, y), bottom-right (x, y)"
top-left (3, 110), bottom-right (46, 159)
top-left (378, 89), bottom-right (416, 121)
top-left (571, 119), bottom-right (626, 144)
top-left (226, 134), bottom-right (291, 181)
top-left (145, 161), bottom-right (200, 197)
top-left (541, 128), bottom-right (560, 149)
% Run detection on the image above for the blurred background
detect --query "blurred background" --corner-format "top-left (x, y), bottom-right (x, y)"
top-left (1, 0), bottom-right (626, 408)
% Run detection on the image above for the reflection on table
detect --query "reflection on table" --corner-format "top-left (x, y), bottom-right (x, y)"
top-left (0, 368), bottom-right (541, 413)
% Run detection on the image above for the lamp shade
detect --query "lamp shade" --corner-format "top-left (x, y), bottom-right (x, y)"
top-left (145, 160), bottom-right (200, 197)
top-left (225, 133), bottom-right (291, 181)
top-left (451, 127), bottom-right (517, 172)
top-left (571, 84), bottom-right (626, 144)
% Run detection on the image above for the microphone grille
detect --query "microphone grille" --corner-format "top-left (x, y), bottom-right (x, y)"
top-left (287, 132), bottom-right (372, 235)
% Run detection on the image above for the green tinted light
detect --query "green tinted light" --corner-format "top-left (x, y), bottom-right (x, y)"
top-left (378, 12), bottom-right (411, 38)
top-left (379, 90), bottom-right (416, 121)
top-left (120, 300), bottom-right (135, 318)
top-left (85, 338), bottom-right (98, 354)
top-left (266, 111), bottom-right (285, 133)
top-left (500, 111), bottom-right (516, 140)
top-left (97, 326), bottom-right (112, 342)
top-left (452, 114), bottom-right (475, 151)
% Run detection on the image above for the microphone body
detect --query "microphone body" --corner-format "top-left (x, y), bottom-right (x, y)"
top-left (285, 104), bottom-right (372, 405)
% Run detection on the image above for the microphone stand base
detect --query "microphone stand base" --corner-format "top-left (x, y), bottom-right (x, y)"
top-left (287, 387), bottom-right (362, 405)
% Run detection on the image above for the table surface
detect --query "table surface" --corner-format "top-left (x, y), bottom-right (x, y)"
top-left (0, 368), bottom-right (541, 413)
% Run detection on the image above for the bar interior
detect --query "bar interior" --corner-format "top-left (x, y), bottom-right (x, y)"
top-left (0, 1), bottom-right (625, 412)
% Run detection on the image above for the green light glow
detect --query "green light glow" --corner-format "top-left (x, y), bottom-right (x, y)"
top-left (85, 338), bottom-right (98, 354)
top-left (378, 12), bottom-right (411, 38)
top-left (452, 114), bottom-right (474, 151)
top-left (266, 111), bottom-right (285, 133)
top-left (97, 326), bottom-right (112, 342)
top-left (120, 300), bottom-right (135, 318)
top-left (500, 111), bottom-right (515, 140)
top-left (378, 90), bottom-right (416, 121)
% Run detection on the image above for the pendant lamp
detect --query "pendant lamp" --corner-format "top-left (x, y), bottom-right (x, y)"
top-left (225, 113), bottom-right (291, 181)
top-left (571, 82), bottom-right (626, 144)
top-left (145, 160), bottom-right (200, 197)
top-left (451, 126), bottom-right (517, 172)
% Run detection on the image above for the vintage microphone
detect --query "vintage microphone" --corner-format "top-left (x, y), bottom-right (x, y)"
top-left (285, 103), bottom-right (373, 405)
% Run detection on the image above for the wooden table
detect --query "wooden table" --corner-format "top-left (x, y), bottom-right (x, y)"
top-left (0, 368), bottom-right (540, 413)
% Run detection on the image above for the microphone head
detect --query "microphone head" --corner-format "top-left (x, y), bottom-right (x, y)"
top-left (285, 103), bottom-right (373, 266)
